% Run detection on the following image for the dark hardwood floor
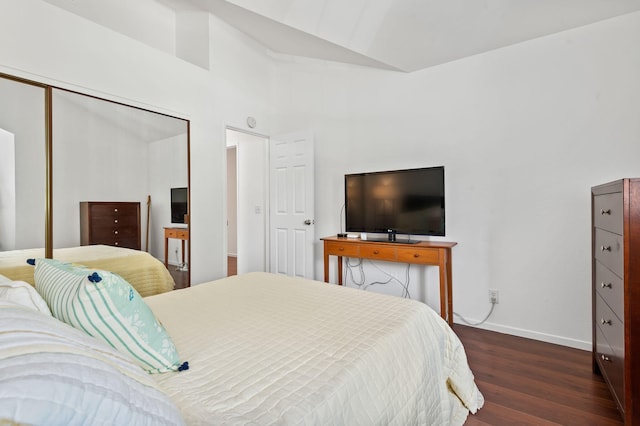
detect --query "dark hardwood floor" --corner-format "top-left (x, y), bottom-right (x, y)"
top-left (168, 256), bottom-right (237, 289)
top-left (456, 325), bottom-right (623, 425)
top-left (228, 255), bottom-right (237, 276)
top-left (168, 267), bottom-right (189, 289)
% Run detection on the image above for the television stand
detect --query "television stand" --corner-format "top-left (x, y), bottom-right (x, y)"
top-left (321, 236), bottom-right (456, 325)
top-left (164, 227), bottom-right (189, 269)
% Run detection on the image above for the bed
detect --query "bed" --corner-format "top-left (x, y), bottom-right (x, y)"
top-left (145, 273), bottom-right (484, 425)
top-left (0, 245), bottom-right (174, 296)
top-left (0, 269), bottom-right (483, 425)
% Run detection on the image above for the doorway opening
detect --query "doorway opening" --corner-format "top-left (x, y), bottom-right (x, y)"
top-left (226, 128), bottom-right (269, 276)
top-left (226, 145), bottom-right (237, 276)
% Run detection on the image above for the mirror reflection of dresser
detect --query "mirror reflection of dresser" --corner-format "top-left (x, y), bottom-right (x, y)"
top-left (80, 202), bottom-right (141, 250)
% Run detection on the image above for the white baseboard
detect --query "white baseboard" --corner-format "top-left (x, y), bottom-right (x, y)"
top-left (456, 320), bottom-right (591, 351)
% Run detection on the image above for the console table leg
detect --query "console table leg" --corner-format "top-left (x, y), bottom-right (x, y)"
top-left (438, 256), bottom-right (447, 324)
top-left (446, 249), bottom-right (453, 326)
top-left (324, 252), bottom-right (329, 283)
top-left (164, 237), bottom-right (169, 268)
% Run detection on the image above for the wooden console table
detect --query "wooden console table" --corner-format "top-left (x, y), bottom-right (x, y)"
top-left (164, 227), bottom-right (189, 268)
top-left (321, 236), bottom-right (457, 325)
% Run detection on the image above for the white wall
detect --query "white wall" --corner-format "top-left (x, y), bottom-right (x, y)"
top-left (270, 12), bottom-right (640, 349)
top-left (42, 0), bottom-right (177, 55)
top-left (0, 78), bottom-right (46, 250)
top-left (0, 0), bottom-right (273, 285)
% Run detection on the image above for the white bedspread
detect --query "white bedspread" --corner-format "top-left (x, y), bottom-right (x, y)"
top-left (145, 272), bottom-right (483, 425)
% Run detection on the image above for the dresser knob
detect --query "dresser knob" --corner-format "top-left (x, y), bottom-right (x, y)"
top-left (114, 231), bottom-right (118, 235)
top-left (413, 253), bottom-right (420, 258)
top-left (339, 247), bottom-right (344, 251)
top-left (373, 250), bottom-right (379, 254)
top-left (600, 245), bottom-right (611, 252)
top-left (114, 242), bottom-right (119, 246)
top-left (600, 282), bottom-right (612, 289)
top-left (600, 209), bottom-right (611, 215)
top-left (600, 318), bottom-right (612, 326)
top-left (114, 219), bottom-right (118, 224)
top-left (601, 354), bottom-right (611, 362)
top-left (114, 208), bottom-right (118, 212)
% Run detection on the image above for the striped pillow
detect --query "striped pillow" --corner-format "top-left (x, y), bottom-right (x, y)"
top-left (34, 258), bottom-right (183, 374)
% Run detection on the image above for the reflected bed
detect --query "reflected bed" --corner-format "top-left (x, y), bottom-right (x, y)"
top-left (0, 245), bottom-right (174, 296)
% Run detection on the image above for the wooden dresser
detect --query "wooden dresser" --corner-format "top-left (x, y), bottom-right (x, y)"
top-left (80, 202), bottom-right (141, 250)
top-left (592, 179), bottom-right (640, 424)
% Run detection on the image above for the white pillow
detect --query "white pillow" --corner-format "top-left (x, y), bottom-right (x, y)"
top-left (0, 280), bottom-right (51, 315)
top-left (0, 299), bottom-right (185, 426)
top-left (0, 273), bottom-right (11, 283)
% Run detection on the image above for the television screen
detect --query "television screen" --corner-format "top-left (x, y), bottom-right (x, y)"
top-left (345, 166), bottom-right (445, 237)
top-left (171, 187), bottom-right (188, 224)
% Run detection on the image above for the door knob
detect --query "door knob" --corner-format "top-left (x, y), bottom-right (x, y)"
top-left (304, 219), bottom-right (314, 225)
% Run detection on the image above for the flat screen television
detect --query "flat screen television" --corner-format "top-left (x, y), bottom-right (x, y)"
top-left (171, 187), bottom-right (188, 224)
top-left (345, 166), bottom-right (445, 240)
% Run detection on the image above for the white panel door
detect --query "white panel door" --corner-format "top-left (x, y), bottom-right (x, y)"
top-left (269, 132), bottom-right (314, 278)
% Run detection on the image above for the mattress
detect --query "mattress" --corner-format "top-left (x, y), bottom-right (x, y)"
top-left (0, 245), bottom-right (174, 297)
top-left (145, 272), bottom-right (484, 425)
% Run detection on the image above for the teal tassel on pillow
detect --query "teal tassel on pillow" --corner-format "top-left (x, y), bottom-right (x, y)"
top-left (26, 258), bottom-right (35, 266)
top-left (178, 361), bottom-right (189, 371)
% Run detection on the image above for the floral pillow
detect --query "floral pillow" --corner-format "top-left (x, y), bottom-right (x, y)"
top-left (34, 258), bottom-right (187, 374)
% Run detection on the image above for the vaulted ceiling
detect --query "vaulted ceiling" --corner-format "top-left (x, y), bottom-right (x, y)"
top-left (49, 0), bottom-right (640, 72)
top-left (163, 0), bottom-right (640, 71)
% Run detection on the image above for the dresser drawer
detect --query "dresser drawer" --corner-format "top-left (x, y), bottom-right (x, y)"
top-left (360, 245), bottom-right (395, 260)
top-left (593, 192), bottom-right (623, 235)
top-left (595, 326), bottom-right (625, 411)
top-left (175, 229), bottom-right (188, 239)
top-left (397, 247), bottom-right (440, 264)
top-left (88, 235), bottom-right (138, 249)
top-left (89, 203), bottom-right (138, 218)
top-left (166, 228), bottom-right (188, 239)
top-left (594, 228), bottom-right (623, 275)
top-left (596, 293), bottom-right (624, 359)
top-left (325, 241), bottom-right (360, 257)
top-left (112, 237), bottom-right (138, 249)
top-left (594, 260), bottom-right (623, 316)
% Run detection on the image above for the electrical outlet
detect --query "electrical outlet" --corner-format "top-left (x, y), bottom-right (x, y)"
top-left (489, 289), bottom-right (499, 304)
top-left (175, 247), bottom-right (179, 255)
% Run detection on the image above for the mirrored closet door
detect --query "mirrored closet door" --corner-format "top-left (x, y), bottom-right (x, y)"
top-left (0, 73), bottom-right (191, 287)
